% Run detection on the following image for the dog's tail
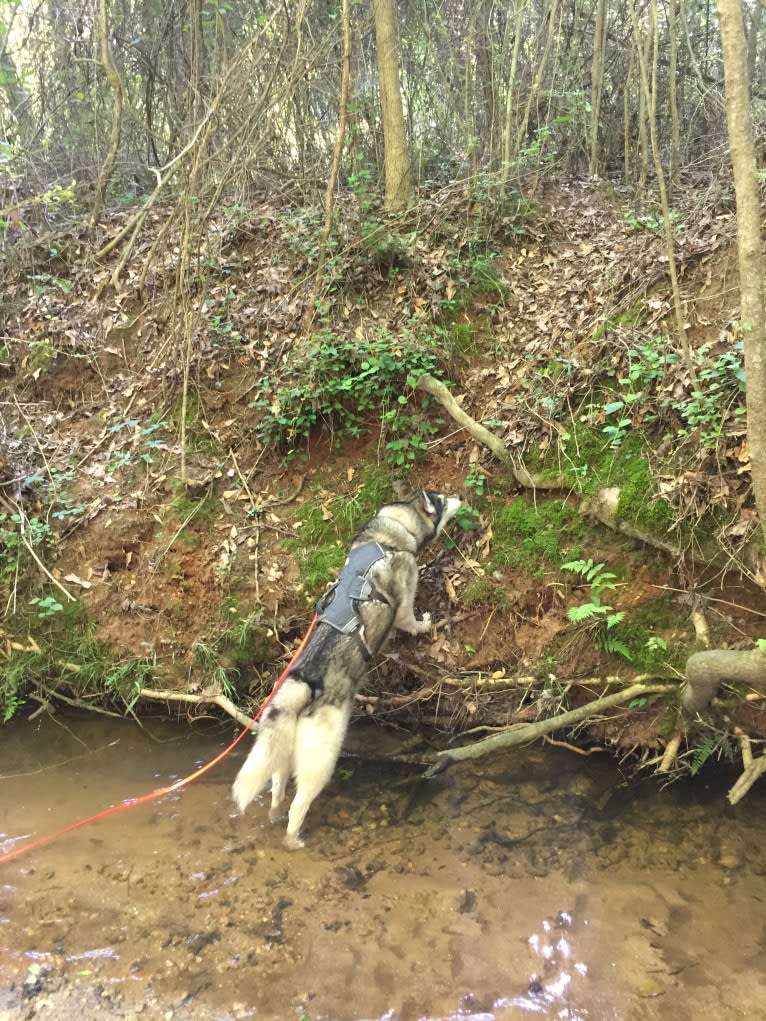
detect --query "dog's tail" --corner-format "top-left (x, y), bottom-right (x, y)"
top-left (232, 678), bottom-right (310, 813)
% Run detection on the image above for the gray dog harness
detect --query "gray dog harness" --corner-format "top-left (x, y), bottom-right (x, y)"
top-left (315, 542), bottom-right (390, 634)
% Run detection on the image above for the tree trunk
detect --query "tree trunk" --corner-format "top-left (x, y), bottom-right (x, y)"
top-left (373, 0), bottom-right (411, 209)
top-left (716, 0), bottom-right (766, 543)
top-left (91, 0), bottom-right (124, 226)
top-left (668, 0), bottom-right (681, 189)
top-left (500, 0), bottom-right (525, 188)
top-left (588, 0), bottom-right (607, 176)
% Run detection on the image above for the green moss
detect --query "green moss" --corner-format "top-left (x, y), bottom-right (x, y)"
top-left (616, 597), bottom-right (688, 673)
top-left (464, 577), bottom-right (515, 611)
top-left (529, 421), bottom-right (676, 541)
top-left (299, 544), bottom-right (347, 592)
top-left (589, 300), bottom-right (644, 343)
top-left (614, 445), bottom-right (675, 534)
top-left (488, 496), bottom-right (587, 573)
top-left (287, 462), bottom-right (396, 591)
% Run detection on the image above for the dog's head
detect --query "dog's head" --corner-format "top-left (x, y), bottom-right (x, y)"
top-left (406, 488), bottom-right (462, 545)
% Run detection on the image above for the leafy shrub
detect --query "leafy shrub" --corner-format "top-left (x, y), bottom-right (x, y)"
top-left (252, 324), bottom-right (442, 450)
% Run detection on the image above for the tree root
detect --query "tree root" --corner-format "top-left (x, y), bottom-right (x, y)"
top-left (414, 374), bottom-right (566, 489)
top-left (137, 687), bottom-right (257, 730)
top-left (725, 731), bottom-right (766, 805)
top-left (682, 646), bottom-right (766, 714)
top-left (423, 680), bottom-right (675, 776)
top-left (728, 751), bottom-right (766, 805)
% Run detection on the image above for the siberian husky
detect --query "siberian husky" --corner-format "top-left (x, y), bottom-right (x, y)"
top-left (232, 488), bottom-right (461, 849)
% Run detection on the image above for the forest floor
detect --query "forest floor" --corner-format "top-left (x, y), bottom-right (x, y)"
top-left (1, 173), bottom-right (765, 785)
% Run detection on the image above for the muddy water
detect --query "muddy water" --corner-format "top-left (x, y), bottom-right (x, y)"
top-left (1, 716), bottom-right (765, 1021)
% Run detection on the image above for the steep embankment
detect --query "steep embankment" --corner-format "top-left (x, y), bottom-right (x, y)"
top-left (1, 177), bottom-right (764, 792)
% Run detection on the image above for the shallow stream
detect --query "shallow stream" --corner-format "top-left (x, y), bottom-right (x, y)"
top-left (1, 713), bottom-right (765, 1021)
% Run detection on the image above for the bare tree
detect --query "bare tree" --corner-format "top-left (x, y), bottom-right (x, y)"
top-left (716, 0), bottom-right (766, 539)
top-left (373, 0), bottom-right (411, 208)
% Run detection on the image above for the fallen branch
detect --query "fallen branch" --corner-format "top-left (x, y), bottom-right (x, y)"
top-left (424, 681), bottom-right (676, 776)
top-left (414, 374), bottom-right (566, 488)
top-left (137, 687), bottom-right (257, 730)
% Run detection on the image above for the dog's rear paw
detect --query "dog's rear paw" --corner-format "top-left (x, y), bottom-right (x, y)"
top-left (283, 832), bottom-right (305, 851)
top-left (269, 806), bottom-right (286, 824)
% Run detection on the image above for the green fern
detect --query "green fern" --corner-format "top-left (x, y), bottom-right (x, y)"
top-left (561, 558), bottom-right (618, 599)
top-left (689, 733), bottom-right (736, 776)
top-left (567, 602), bottom-right (608, 623)
top-left (596, 633), bottom-right (633, 661)
top-left (562, 558), bottom-right (632, 661)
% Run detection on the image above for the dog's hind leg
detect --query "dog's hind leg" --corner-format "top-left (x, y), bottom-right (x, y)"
top-left (284, 704), bottom-right (351, 850)
top-left (268, 765), bottom-right (290, 822)
top-left (233, 712), bottom-right (295, 815)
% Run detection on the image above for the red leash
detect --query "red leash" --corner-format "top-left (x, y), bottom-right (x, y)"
top-left (0, 614), bottom-right (318, 866)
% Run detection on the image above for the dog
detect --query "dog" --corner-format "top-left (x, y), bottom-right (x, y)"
top-left (232, 488), bottom-right (461, 849)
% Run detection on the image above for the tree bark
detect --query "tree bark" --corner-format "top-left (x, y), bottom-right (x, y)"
top-left (716, 0), bottom-right (766, 543)
top-left (683, 646), bottom-right (766, 713)
top-left (373, 0), bottom-right (411, 209)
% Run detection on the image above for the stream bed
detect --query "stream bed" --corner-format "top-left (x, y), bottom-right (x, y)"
top-left (1, 713), bottom-right (765, 1021)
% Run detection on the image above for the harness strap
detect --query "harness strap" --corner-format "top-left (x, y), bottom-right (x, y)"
top-left (315, 541), bottom-right (390, 634)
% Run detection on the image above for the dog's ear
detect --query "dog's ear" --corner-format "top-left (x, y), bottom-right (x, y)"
top-left (419, 490), bottom-right (436, 516)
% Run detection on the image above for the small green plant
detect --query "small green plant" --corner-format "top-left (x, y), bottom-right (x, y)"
top-left (623, 205), bottom-right (684, 235)
top-left (28, 337), bottom-right (55, 376)
top-left (585, 336), bottom-right (745, 454)
top-left (382, 403), bottom-right (437, 468)
top-left (465, 464), bottom-right (489, 500)
top-left (561, 558), bottom-right (632, 661)
top-left (0, 513), bottom-right (56, 579)
top-left (0, 616), bottom-right (157, 722)
top-left (30, 595), bottom-right (64, 618)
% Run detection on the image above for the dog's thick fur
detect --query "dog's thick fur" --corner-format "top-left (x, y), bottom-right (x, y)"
top-left (232, 488), bottom-right (461, 849)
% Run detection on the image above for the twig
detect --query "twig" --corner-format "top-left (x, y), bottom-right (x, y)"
top-left (34, 688), bottom-right (123, 718)
top-left (543, 735), bottom-right (607, 755)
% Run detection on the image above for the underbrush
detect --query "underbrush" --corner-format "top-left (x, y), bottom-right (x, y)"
top-left (251, 321), bottom-right (446, 460)
top-left (0, 605), bottom-right (157, 722)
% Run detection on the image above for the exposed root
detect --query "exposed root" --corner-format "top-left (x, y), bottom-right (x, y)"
top-left (727, 759), bottom-right (766, 805)
top-left (424, 681), bottom-right (675, 776)
top-left (683, 646), bottom-right (766, 714)
top-left (658, 732), bottom-right (683, 773)
top-left (137, 687), bottom-right (257, 730)
top-left (415, 373), bottom-right (566, 489)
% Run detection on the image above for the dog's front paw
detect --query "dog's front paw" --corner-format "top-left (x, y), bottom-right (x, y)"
top-left (415, 612), bottom-right (432, 634)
